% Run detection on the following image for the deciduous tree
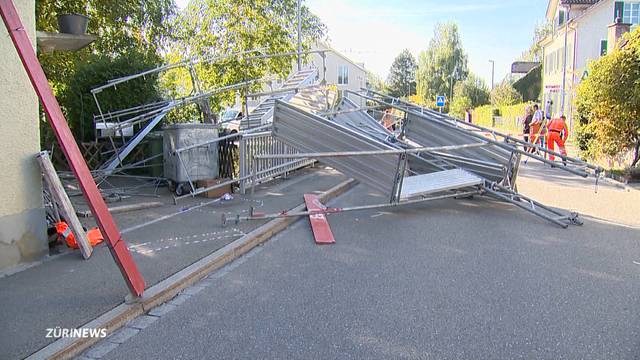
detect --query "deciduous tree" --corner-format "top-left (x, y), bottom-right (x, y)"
top-left (416, 23), bottom-right (468, 106)
top-left (386, 49), bottom-right (416, 98)
top-left (453, 73), bottom-right (490, 108)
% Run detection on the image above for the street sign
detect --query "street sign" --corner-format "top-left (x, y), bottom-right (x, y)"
top-left (436, 95), bottom-right (446, 108)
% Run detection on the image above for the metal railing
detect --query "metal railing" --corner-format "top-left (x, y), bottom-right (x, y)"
top-left (239, 131), bottom-right (314, 194)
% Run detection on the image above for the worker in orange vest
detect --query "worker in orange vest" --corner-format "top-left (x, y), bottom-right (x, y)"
top-left (547, 115), bottom-right (568, 163)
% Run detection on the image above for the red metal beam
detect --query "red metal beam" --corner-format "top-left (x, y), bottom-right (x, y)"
top-left (0, 0), bottom-right (145, 296)
top-left (303, 194), bottom-right (336, 245)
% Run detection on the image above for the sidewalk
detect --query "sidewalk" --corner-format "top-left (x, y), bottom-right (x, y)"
top-left (0, 166), bottom-right (347, 360)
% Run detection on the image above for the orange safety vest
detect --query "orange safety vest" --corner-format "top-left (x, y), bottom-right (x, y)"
top-left (547, 118), bottom-right (568, 134)
top-left (55, 222), bottom-right (104, 249)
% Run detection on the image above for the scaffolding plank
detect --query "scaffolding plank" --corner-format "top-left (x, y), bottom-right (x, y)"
top-left (400, 169), bottom-right (482, 200)
top-left (304, 194), bottom-right (336, 245)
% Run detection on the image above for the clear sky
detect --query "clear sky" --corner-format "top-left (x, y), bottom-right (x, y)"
top-left (306, 0), bottom-right (549, 85)
top-left (175, 0), bottom-right (549, 86)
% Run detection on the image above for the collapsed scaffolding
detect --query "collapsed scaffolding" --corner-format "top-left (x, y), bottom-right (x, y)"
top-left (73, 43), bottom-right (602, 229)
top-left (225, 88), bottom-right (603, 229)
top-left (82, 48), bottom-right (334, 200)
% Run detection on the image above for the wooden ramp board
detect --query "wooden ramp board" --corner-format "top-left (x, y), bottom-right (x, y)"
top-left (400, 169), bottom-right (483, 200)
top-left (303, 194), bottom-right (336, 245)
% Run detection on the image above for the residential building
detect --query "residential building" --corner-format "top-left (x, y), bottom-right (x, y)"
top-left (307, 42), bottom-right (367, 104)
top-left (0, 0), bottom-right (47, 271)
top-left (540, 0), bottom-right (635, 129)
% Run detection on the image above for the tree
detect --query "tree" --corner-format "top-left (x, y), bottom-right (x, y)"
top-left (386, 49), bottom-right (417, 98)
top-left (366, 71), bottom-right (386, 93)
top-left (416, 23), bottom-right (469, 107)
top-left (36, 0), bottom-right (175, 90)
top-left (36, 0), bottom-right (175, 142)
top-left (520, 22), bottom-right (553, 62)
top-left (490, 81), bottom-right (522, 107)
top-left (167, 0), bottom-right (326, 107)
top-left (575, 27), bottom-right (640, 167)
top-left (453, 73), bottom-right (490, 108)
top-left (450, 96), bottom-right (472, 119)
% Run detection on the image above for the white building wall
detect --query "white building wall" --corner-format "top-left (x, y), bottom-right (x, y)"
top-left (0, 0), bottom-right (47, 271)
top-left (309, 47), bottom-right (366, 105)
top-left (542, 0), bottom-right (617, 129)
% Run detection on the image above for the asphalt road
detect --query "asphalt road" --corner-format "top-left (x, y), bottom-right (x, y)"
top-left (0, 167), bottom-right (346, 360)
top-left (95, 161), bottom-right (640, 360)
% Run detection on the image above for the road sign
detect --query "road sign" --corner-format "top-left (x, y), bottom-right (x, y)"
top-left (436, 95), bottom-right (446, 108)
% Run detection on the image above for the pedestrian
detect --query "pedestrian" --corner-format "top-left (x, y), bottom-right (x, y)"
top-left (529, 104), bottom-right (544, 153)
top-left (523, 106), bottom-right (533, 152)
top-left (544, 99), bottom-right (553, 120)
top-left (465, 108), bottom-right (473, 124)
top-left (381, 109), bottom-right (394, 131)
top-left (547, 115), bottom-right (568, 165)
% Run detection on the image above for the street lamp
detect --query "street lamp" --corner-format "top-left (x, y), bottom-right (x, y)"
top-left (488, 60), bottom-right (495, 90)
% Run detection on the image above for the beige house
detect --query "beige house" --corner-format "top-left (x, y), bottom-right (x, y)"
top-left (307, 42), bottom-right (367, 105)
top-left (0, 0), bottom-right (47, 271)
top-left (540, 0), bottom-right (636, 129)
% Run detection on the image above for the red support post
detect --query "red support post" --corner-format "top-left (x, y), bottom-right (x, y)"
top-left (0, 0), bottom-right (145, 296)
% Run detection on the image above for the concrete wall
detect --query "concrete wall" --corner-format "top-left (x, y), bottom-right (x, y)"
top-left (0, 0), bottom-right (47, 271)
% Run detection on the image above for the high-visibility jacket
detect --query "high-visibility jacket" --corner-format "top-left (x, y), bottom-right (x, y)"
top-left (547, 118), bottom-right (568, 137)
top-left (55, 221), bottom-right (104, 249)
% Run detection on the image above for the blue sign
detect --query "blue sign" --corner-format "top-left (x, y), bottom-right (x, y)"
top-left (436, 95), bottom-right (446, 107)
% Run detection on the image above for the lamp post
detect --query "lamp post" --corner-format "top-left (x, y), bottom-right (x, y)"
top-left (560, 4), bottom-right (571, 118)
top-left (297, 0), bottom-right (302, 71)
top-left (489, 60), bottom-right (495, 90)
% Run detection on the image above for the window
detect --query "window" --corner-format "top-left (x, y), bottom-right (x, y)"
top-left (600, 39), bottom-right (608, 56)
top-left (623, 2), bottom-right (640, 25)
top-left (558, 9), bottom-right (567, 26)
top-left (337, 65), bottom-right (349, 85)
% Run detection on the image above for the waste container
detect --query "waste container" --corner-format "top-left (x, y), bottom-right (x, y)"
top-left (163, 123), bottom-right (219, 195)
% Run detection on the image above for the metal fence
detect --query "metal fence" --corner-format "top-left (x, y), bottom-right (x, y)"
top-left (239, 131), bottom-right (314, 194)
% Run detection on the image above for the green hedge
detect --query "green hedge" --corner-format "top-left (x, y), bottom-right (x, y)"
top-left (472, 102), bottom-right (533, 134)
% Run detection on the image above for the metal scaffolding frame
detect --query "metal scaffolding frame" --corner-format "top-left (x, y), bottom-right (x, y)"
top-left (89, 48), bottom-right (332, 176)
top-left (227, 97), bottom-right (597, 228)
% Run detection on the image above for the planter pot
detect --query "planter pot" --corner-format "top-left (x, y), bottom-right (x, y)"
top-left (57, 14), bottom-right (89, 35)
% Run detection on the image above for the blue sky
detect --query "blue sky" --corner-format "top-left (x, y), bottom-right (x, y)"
top-left (306, 0), bottom-right (549, 85)
top-left (175, 0), bottom-right (549, 85)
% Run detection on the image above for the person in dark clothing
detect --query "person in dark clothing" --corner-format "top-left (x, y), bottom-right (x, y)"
top-left (523, 106), bottom-right (533, 152)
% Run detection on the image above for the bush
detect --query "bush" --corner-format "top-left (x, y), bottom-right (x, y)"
top-left (450, 96), bottom-right (472, 119)
top-left (60, 50), bottom-right (163, 142)
top-left (575, 27), bottom-right (640, 167)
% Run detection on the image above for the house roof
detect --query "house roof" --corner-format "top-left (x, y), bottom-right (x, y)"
top-left (546, 0), bottom-right (600, 19)
top-left (314, 42), bottom-right (367, 72)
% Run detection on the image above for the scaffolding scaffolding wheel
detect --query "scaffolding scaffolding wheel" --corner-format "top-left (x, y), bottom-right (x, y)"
top-left (569, 212), bottom-right (583, 226)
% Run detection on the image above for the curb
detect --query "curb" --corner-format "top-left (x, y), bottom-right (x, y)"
top-left (27, 178), bottom-right (357, 360)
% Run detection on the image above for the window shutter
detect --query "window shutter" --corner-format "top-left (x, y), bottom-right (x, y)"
top-left (559, 10), bottom-right (565, 26)
top-left (614, 1), bottom-right (624, 20)
top-left (600, 40), bottom-right (608, 56)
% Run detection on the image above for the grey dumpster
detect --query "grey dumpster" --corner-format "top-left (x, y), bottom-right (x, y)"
top-left (163, 123), bottom-right (219, 195)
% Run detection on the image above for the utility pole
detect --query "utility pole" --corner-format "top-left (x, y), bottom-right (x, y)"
top-left (297, 0), bottom-right (302, 71)
top-left (489, 60), bottom-right (495, 90)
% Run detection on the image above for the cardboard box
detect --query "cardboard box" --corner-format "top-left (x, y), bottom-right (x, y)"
top-left (196, 178), bottom-right (233, 198)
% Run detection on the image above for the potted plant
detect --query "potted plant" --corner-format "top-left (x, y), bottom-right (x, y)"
top-left (57, 3), bottom-right (90, 35)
